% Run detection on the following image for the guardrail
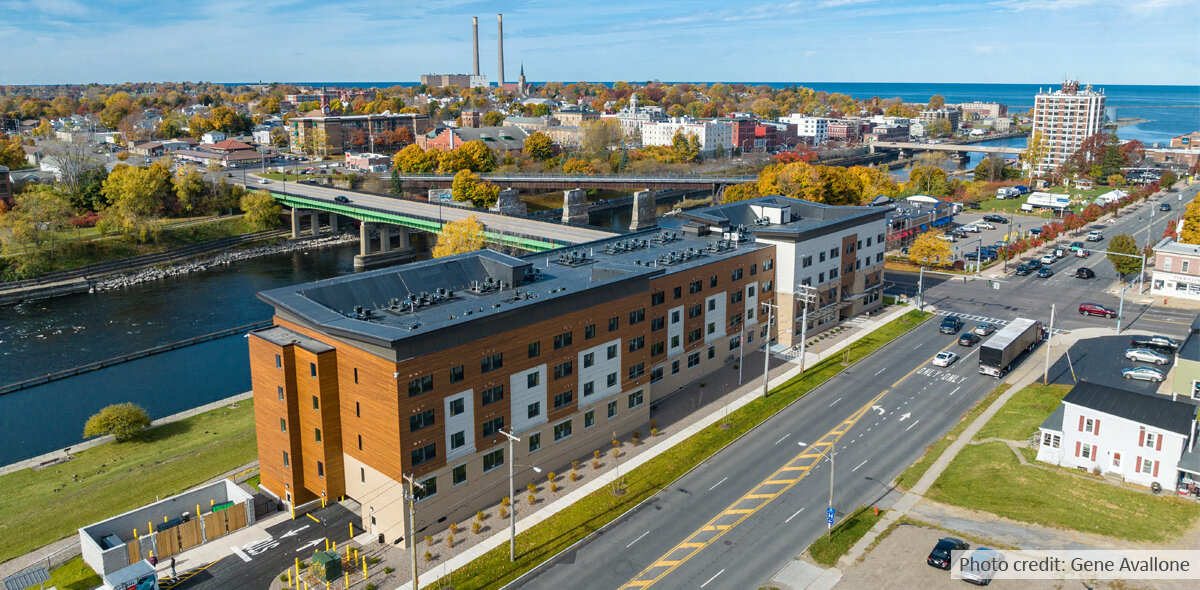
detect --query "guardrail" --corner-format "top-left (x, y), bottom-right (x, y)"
top-left (0, 320), bottom-right (274, 396)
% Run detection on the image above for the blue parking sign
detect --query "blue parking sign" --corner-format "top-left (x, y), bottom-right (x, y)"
top-left (826, 507), bottom-right (835, 525)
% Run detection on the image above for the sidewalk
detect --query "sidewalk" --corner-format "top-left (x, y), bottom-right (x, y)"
top-left (264, 303), bottom-right (920, 590)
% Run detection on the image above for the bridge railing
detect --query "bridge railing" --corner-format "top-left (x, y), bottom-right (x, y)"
top-left (388, 172), bottom-right (758, 183)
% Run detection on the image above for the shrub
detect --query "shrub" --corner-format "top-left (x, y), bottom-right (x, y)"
top-left (366, 584), bottom-right (376, 590)
top-left (280, 574), bottom-right (289, 583)
top-left (650, 419), bottom-right (657, 430)
top-left (501, 496), bottom-right (510, 507)
top-left (527, 493), bottom-right (536, 505)
top-left (569, 471), bottom-right (579, 482)
top-left (476, 510), bottom-right (485, 523)
top-left (499, 505), bottom-right (508, 519)
top-left (384, 566), bottom-right (394, 574)
top-left (572, 460), bottom-right (580, 471)
top-left (368, 556), bottom-right (379, 565)
top-left (449, 523), bottom-right (458, 535)
top-left (547, 472), bottom-right (556, 483)
top-left (594, 449), bottom-right (601, 460)
top-left (611, 447), bottom-right (619, 459)
top-left (446, 534), bottom-right (454, 548)
top-left (472, 521), bottom-right (482, 534)
top-left (425, 535), bottom-right (432, 547)
top-left (83, 403), bottom-right (152, 442)
top-left (423, 551), bottom-right (433, 564)
top-left (651, 427), bottom-right (659, 437)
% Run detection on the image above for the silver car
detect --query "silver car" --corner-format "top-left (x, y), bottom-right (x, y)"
top-left (1125, 348), bottom-right (1170, 365)
top-left (1122, 366), bottom-right (1166, 382)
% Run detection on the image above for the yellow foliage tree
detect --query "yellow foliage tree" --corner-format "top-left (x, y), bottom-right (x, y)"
top-left (451, 169), bottom-right (500, 208)
top-left (1179, 200), bottom-right (1200, 245)
top-left (433, 214), bottom-right (487, 258)
top-left (908, 231), bottom-right (953, 267)
top-left (240, 189), bottom-right (282, 230)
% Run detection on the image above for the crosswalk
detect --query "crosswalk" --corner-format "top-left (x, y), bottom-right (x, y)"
top-left (934, 310), bottom-right (1068, 335)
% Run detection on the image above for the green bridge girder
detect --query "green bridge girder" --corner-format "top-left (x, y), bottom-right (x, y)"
top-left (271, 192), bottom-right (563, 253)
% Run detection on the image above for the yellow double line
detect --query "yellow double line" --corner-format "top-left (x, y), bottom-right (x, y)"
top-left (619, 389), bottom-right (889, 589)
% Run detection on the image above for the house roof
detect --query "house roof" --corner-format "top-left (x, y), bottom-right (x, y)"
top-left (1062, 381), bottom-right (1196, 436)
top-left (1040, 404), bottom-right (1065, 432)
top-left (209, 139), bottom-right (254, 151)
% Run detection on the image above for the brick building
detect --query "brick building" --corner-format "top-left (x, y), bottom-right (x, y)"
top-left (416, 126), bottom-right (529, 153)
top-left (289, 113), bottom-right (431, 156)
top-left (0, 164), bottom-right (11, 205)
top-left (958, 102), bottom-right (1008, 119)
top-left (1031, 80), bottom-right (1106, 177)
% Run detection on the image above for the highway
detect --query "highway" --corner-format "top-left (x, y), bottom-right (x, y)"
top-left (251, 177), bottom-right (617, 246)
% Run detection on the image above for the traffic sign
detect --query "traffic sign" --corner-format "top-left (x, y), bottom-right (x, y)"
top-left (826, 507), bottom-right (835, 525)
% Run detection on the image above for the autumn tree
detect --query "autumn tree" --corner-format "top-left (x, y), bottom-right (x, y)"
top-left (457, 140), bottom-right (497, 172)
top-left (926, 118), bottom-right (952, 138)
top-left (482, 111), bottom-right (506, 127)
top-left (174, 165), bottom-right (208, 214)
top-left (433, 214), bottom-right (488, 258)
top-left (98, 162), bottom-right (173, 242)
top-left (974, 156), bottom-right (1009, 182)
top-left (240, 189), bottom-right (283, 229)
top-left (451, 169), bottom-right (499, 208)
top-left (0, 184), bottom-right (74, 258)
top-left (907, 166), bottom-right (951, 197)
top-left (0, 134), bottom-right (26, 170)
top-left (908, 231), bottom-right (952, 267)
top-left (1020, 131), bottom-right (1049, 180)
top-left (1180, 200), bottom-right (1200, 245)
top-left (1106, 233), bottom-right (1142, 278)
top-left (393, 144), bottom-right (438, 173)
top-left (580, 118), bottom-right (622, 158)
top-left (562, 159), bottom-right (599, 175)
top-left (928, 94), bottom-right (946, 109)
top-left (524, 132), bottom-right (553, 161)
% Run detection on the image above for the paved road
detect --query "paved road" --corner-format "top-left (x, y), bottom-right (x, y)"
top-left (165, 504), bottom-right (357, 590)
top-left (514, 322), bottom-right (1004, 589)
top-left (251, 177), bottom-right (617, 246)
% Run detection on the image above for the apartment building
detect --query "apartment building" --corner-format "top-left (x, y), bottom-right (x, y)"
top-left (1151, 238), bottom-right (1200, 301)
top-left (552, 107), bottom-right (599, 127)
top-left (289, 112), bottom-right (431, 156)
top-left (958, 102), bottom-right (1007, 119)
top-left (1031, 80), bottom-right (1106, 177)
top-left (640, 117), bottom-right (732, 156)
top-left (918, 108), bottom-right (961, 133)
top-left (780, 115), bottom-right (829, 145)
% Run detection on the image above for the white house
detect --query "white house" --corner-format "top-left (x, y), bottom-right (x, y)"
top-left (201, 131), bottom-right (227, 144)
top-left (639, 116), bottom-right (732, 156)
top-left (780, 115), bottom-right (829, 145)
top-left (1037, 381), bottom-right (1198, 491)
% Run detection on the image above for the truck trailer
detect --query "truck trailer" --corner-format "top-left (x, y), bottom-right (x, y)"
top-left (978, 318), bottom-right (1045, 378)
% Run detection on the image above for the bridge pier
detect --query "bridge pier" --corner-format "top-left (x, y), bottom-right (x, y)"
top-left (562, 189), bottom-right (588, 225)
top-left (951, 151), bottom-right (970, 168)
top-left (355, 223), bottom-right (416, 271)
top-left (290, 208), bottom-right (304, 239)
top-left (359, 222), bottom-right (372, 256)
top-left (898, 148), bottom-right (911, 159)
top-left (491, 188), bottom-right (527, 216)
top-left (329, 212), bottom-right (339, 233)
top-left (629, 190), bottom-right (657, 231)
top-left (309, 211), bottom-right (320, 236)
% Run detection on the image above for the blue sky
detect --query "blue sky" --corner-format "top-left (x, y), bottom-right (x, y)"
top-left (0, 0), bottom-right (1196, 85)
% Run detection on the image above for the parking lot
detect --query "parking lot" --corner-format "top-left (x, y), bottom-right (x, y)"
top-left (939, 211), bottom-right (1076, 264)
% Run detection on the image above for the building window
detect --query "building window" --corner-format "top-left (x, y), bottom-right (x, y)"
top-left (707, 322), bottom-right (716, 335)
top-left (629, 309), bottom-right (645, 324)
top-left (628, 363), bottom-right (645, 379)
top-left (354, 368), bottom-right (358, 384)
top-left (671, 310), bottom-right (681, 324)
top-left (449, 398), bottom-right (465, 416)
top-left (672, 360), bottom-right (680, 374)
top-left (312, 395), bottom-right (320, 410)
top-left (687, 352), bottom-right (701, 368)
top-left (309, 362), bottom-right (316, 377)
top-left (730, 336), bottom-right (741, 351)
top-left (482, 417), bottom-right (504, 437)
top-left (411, 442), bottom-right (437, 466)
top-left (481, 353), bottom-right (503, 373)
top-left (1081, 443), bottom-right (1092, 460)
top-left (607, 401), bottom-right (617, 418)
top-left (650, 342), bottom-right (665, 356)
top-left (1144, 432), bottom-right (1157, 448)
top-left (751, 263), bottom-right (757, 275)
top-left (554, 362), bottom-right (574, 380)
top-left (282, 451), bottom-right (289, 467)
top-left (528, 402), bottom-right (541, 419)
top-left (607, 344), bottom-right (618, 359)
top-left (671, 335), bottom-right (680, 348)
top-left (449, 365), bottom-right (465, 383)
top-left (764, 258), bottom-right (773, 270)
top-left (584, 381), bottom-right (594, 396)
top-left (584, 352), bottom-right (595, 368)
top-left (317, 461), bottom-right (324, 478)
top-left (732, 268), bottom-right (743, 281)
top-left (585, 324), bottom-right (596, 339)
top-left (553, 390), bottom-right (574, 409)
top-left (629, 336), bottom-right (645, 352)
top-left (554, 419), bottom-right (573, 441)
top-left (481, 385), bottom-right (504, 405)
top-left (763, 281), bottom-right (773, 292)
top-left (1041, 433), bottom-right (1060, 448)
top-left (690, 281), bottom-right (702, 294)
top-left (410, 409), bottom-right (436, 432)
top-left (650, 366), bottom-right (664, 383)
top-left (453, 465), bottom-right (467, 485)
top-left (554, 331), bottom-right (573, 349)
top-left (528, 341), bottom-right (540, 359)
top-left (1085, 418), bottom-right (1095, 433)
top-left (830, 268), bottom-right (839, 279)
top-left (315, 428), bottom-right (322, 443)
top-left (277, 386), bottom-right (284, 400)
top-left (1184, 260), bottom-right (1192, 273)
top-left (687, 328), bottom-right (702, 343)
top-left (710, 275), bottom-right (718, 288)
top-left (584, 410), bottom-right (595, 428)
top-left (819, 252), bottom-right (826, 263)
top-left (1164, 257), bottom-right (1172, 271)
top-left (450, 430), bottom-right (465, 449)
top-left (708, 346), bottom-right (715, 359)
top-left (651, 317), bottom-right (665, 331)
top-left (529, 433), bottom-right (541, 453)
top-left (408, 375), bottom-right (434, 397)
top-left (275, 354), bottom-right (281, 369)
top-left (707, 299), bottom-right (717, 312)
top-left (652, 292), bottom-right (665, 306)
top-left (628, 390), bottom-right (644, 409)
top-left (360, 466), bottom-right (365, 483)
top-left (483, 448), bottom-right (504, 472)
top-left (1141, 458), bottom-right (1153, 474)
top-left (607, 372), bottom-right (618, 387)
top-left (689, 304), bottom-right (702, 319)
top-left (355, 401), bottom-right (360, 417)
top-left (830, 247), bottom-right (838, 259)
top-left (729, 314), bottom-right (742, 328)
top-left (528, 371), bottom-right (541, 388)
top-left (280, 418), bottom-right (286, 432)
top-left (608, 317), bottom-right (620, 332)
top-left (673, 286), bottom-right (682, 299)
top-left (731, 291), bottom-right (743, 304)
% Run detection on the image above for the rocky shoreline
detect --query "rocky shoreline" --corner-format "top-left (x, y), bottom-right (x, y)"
top-left (90, 233), bottom-right (359, 292)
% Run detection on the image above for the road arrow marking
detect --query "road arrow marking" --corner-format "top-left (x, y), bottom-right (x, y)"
top-left (296, 538), bottom-right (323, 552)
top-left (279, 525), bottom-right (310, 539)
top-left (899, 412), bottom-right (911, 421)
top-left (872, 405), bottom-right (885, 415)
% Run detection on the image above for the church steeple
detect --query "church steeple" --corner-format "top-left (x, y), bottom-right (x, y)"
top-left (517, 63), bottom-right (527, 96)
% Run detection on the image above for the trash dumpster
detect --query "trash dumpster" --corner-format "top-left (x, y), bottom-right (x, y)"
top-left (310, 550), bottom-right (342, 582)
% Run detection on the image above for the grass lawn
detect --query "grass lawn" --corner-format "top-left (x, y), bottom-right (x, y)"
top-left (422, 310), bottom-right (930, 590)
top-left (895, 384), bottom-right (1009, 491)
top-left (972, 383), bottom-right (1070, 442)
top-left (0, 400), bottom-right (258, 563)
top-left (807, 507), bottom-right (886, 566)
top-left (246, 473), bottom-right (261, 491)
top-left (47, 555), bottom-right (103, 590)
top-left (927, 442), bottom-right (1200, 542)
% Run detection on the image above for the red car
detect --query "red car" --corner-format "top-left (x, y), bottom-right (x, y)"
top-left (1079, 303), bottom-right (1116, 318)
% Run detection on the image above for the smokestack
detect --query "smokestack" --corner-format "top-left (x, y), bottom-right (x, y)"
top-left (497, 13), bottom-right (505, 88)
top-left (472, 17), bottom-right (480, 77)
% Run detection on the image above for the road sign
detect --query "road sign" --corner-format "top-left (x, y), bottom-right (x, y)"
top-left (826, 507), bottom-right (835, 525)
top-left (429, 188), bottom-right (453, 203)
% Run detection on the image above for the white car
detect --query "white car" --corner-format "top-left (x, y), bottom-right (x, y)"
top-left (1040, 254), bottom-right (1056, 265)
top-left (960, 224), bottom-right (980, 233)
top-left (1125, 348), bottom-right (1170, 365)
top-left (1122, 366), bottom-right (1166, 382)
top-left (258, 178), bottom-right (269, 184)
top-left (976, 221), bottom-right (995, 230)
top-left (932, 351), bottom-right (959, 367)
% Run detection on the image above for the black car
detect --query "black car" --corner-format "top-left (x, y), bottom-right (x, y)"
top-left (950, 229), bottom-right (968, 239)
top-left (1160, 203), bottom-right (1171, 212)
top-left (983, 214), bottom-right (1009, 224)
top-left (1036, 267), bottom-right (1053, 278)
top-left (958, 333), bottom-right (981, 347)
top-left (1025, 259), bottom-right (1042, 270)
top-left (1014, 264), bottom-right (1031, 276)
top-left (334, 195), bottom-right (351, 203)
top-left (1130, 335), bottom-right (1180, 354)
top-left (1075, 267), bottom-right (1095, 279)
top-left (966, 202), bottom-right (982, 210)
top-left (939, 316), bottom-right (963, 334)
top-left (928, 537), bottom-right (970, 570)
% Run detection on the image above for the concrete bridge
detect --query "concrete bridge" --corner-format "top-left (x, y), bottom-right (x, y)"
top-left (869, 141), bottom-right (1024, 164)
top-left (389, 173), bottom-right (756, 191)
top-left (256, 178), bottom-right (620, 269)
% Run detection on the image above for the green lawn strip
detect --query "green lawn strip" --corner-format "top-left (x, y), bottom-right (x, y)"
top-left (422, 310), bottom-right (930, 590)
top-left (806, 507), bottom-right (886, 567)
top-left (246, 474), bottom-right (262, 491)
top-left (926, 442), bottom-right (1200, 542)
top-left (0, 400), bottom-right (257, 563)
top-left (46, 555), bottom-right (103, 590)
top-left (971, 383), bottom-right (1070, 442)
top-left (895, 383), bottom-right (1010, 491)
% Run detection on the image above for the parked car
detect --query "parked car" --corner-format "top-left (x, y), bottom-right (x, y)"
top-left (1075, 248), bottom-right (1090, 258)
top-left (927, 537), bottom-right (970, 570)
top-left (939, 316), bottom-right (963, 334)
top-left (976, 221), bottom-right (996, 230)
top-left (939, 234), bottom-right (957, 243)
top-left (1015, 264), bottom-right (1031, 276)
top-left (958, 333), bottom-right (981, 347)
top-left (1013, 185), bottom-right (1030, 194)
top-left (334, 195), bottom-right (351, 203)
top-left (1025, 259), bottom-right (1042, 270)
top-left (960, 224), bottom-right (981, 233)
top-left (1040, 254), bottom-right (1056, 265)
top-left (933, 350), bottom-right (959, 367)
top-left (1125, 348), bottom-right (1171, 365)
top-left (1130, 335), bottom-right (1181, 354)
top-left (1087, 230), bottom-right (1103, 242)
top-left (1079, 302), bottom-right (1117, 318)
top-left (950, 229), bottom-right (968, 239)
top-left (1160, 203), bottom-right (1171, 212)
top-left (983, 215), bottom-right (1010, 224)
top-left (966, 201), bottom-right (982, 210)
top-left (961, 548), bottom-right (1003, 586)
top-left (1036, 267), bottom-right (1054, 278)
top-left (1122, 366), bottom-right (1166, 382)
top-left (1069, 241), bottom-right (1085, 252)
top-left (974, 322), bottom-right (997, 336)
top-left (1075, 267), bottom-right (1095, 279)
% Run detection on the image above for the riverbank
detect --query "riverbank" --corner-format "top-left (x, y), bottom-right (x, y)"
top-left (89, 232), bottom-right (357, 292)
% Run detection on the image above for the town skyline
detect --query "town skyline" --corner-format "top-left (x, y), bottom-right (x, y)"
top-left (1, 0), bottom-right (1197, 86)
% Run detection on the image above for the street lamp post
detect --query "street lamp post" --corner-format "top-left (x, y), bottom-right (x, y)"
top-left (796, 286), bottom-right (818, 376)
top-left (401, 474), bottom-right (424, 590)
top-left (760, 301), bottom-right (777, 398)
top-left (496, 429), bottom-right (541, 562)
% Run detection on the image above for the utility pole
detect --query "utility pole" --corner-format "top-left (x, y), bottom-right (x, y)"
top-left (827, 441), bottom-right (836, 538)
top-left (761, 301), bottom-right (775, 398)
top-left (497, 428), bottom-right (520, 562)
top-left (916, 267), bottom-right (925, 312)
top-left (1043, 303), bottom-right (1055, 384)
top-left (402, 474), bottom-right (423, 590)
top-left (737, 320), bottom-right (745, 386)
top-left (797, 286), bottom-right (818, 376)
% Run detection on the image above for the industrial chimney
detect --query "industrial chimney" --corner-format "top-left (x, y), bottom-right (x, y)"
top-left (497, 13), bottom-right (505, 88)
top-left (472, 17), bottom-right (480, 77)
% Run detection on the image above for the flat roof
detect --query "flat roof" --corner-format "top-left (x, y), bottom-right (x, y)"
top-left (675, 195), bottom-right (890, 240)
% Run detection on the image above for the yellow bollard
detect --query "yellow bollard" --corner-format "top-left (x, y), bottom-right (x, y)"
top-left (291, 503), bottom-right (296, 520)
top-left (325, 538), bottom-right (329, 552)
top-left (287, 569), bottom-right (292, 587)
top-left (196, 504), bottom-right (200, 517)
top-left (148, 521), bottom-right (153, 533)
top-left (349, 522), bottom-right (353, 538)
top-left (362, 560), bottom-right (367, 580)
top-left (332, 541), bottom-right (336, 551)
top-left (295, 557), bottom-right (300, 579)
top-left (164, 516), bottom-right (168, 522)
top-left (344, 572), bottom-right (349, 589)
top-left (133, 528), bottom-right (137, 540)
